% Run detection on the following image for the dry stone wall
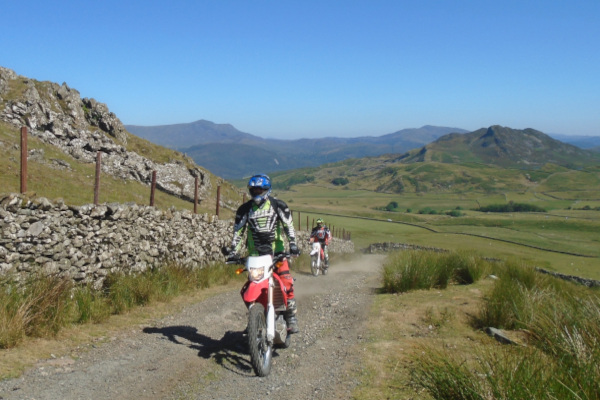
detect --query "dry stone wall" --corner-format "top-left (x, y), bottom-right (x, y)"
top-left (0, 193), bottom-right (354, 287)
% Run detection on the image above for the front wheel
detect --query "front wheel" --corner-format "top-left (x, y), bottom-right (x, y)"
top-left (247, 304), bottom-right (272, 377)
top-left (311, 257), bottom-right (319, 276)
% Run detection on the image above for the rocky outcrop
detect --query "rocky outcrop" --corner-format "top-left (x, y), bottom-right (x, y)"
top-left (0, 193), bottom-right (354, 287)
top-left (0, 66), bottom-right (211, 202)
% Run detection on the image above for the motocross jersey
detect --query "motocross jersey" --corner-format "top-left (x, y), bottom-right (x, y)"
top-left (310, 225), bottom-right (331, 244)
top-left (231, 196), bottom-right (297, 256)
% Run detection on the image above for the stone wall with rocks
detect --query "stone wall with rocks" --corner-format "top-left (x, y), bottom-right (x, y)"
top-left (0, 193), bottom-right (354, 287)
top-left (364, 242), bottom-right (448, 254)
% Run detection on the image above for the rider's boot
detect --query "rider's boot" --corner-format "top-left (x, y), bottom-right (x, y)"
top-left (285, 298), bottom-right (299, 334)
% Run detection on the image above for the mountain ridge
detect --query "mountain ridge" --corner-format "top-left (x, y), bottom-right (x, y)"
top-left (126, 121), bottom-right (469, 178)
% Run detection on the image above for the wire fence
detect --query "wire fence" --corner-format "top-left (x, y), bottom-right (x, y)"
top-left (15, 126), bottom-right (351, 238)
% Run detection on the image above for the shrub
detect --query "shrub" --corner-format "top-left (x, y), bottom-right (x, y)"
top-left (331, 177), bottom-right (349, 186)
top-left (446, 210), bottom-right (463, 217)
top-left (477, 201), bottom-right (546, 213)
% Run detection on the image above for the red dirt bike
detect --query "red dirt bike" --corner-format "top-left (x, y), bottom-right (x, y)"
top-left (226, 252), bottom-right (292, 377)
top-left (309, 240), bottom-right (328, 276)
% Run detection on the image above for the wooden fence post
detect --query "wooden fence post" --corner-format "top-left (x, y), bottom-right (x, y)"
top-left (150, 170), bottom-right (156, 206)
top-left (94, 152), bottom-right (101, 205)
top-left (20, 127), bottom-right (27, 193)
top-left (194, 176), bottom-right (199, 214)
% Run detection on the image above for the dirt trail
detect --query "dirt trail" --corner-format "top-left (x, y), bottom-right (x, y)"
top-left (0, 254), bottom-right (385, 400)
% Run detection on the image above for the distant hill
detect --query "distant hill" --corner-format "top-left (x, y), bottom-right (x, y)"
top-left (124, 120), bottom-right (265, 149)
top-left (126, 121), bottom-right (468, 178)
top-left (267, 126), bottom-right (600, 195)
top-left (396, 126), bottom-right (600, 169)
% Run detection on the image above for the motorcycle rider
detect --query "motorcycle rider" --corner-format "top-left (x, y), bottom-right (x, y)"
top-left (309, 218), bottom-right (331, 270)
top-left (226, 174), bottom-right (301, 334)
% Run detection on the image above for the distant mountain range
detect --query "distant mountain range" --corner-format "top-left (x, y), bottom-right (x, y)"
top-left (547, 133), bottom-right (600, 151)
top-left (125, 122), bottom-right (470, 178)
top-left (126, 121), bottom-right (600, 179)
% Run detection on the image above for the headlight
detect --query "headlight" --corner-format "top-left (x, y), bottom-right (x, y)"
top-left (249, 268), bottom-right (265, 282)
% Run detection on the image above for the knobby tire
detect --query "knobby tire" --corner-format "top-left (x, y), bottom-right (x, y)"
top-left (247, 304), bottom-right (272, 377)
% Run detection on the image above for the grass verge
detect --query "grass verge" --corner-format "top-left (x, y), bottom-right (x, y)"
top-left (0, 262), bottom-right (241, 350)
top-left (357, 249), bottom-right (600, 399)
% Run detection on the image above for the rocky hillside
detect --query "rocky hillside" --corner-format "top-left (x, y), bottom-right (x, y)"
top-left (0, 66), bottom-right (240, 206)
top-left (397, 125), bottom-right (600, 169)
top-left (267, 125), bottom-right (600, 194)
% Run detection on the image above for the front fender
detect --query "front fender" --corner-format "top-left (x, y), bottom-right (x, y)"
top-left (242, 280), bottom-right (268, 304)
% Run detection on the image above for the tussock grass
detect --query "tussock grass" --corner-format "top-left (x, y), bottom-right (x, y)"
top-left (381, 250), bottom-right (490, 293)
top-left (408, 253), bottom-right (600, 400)
top-left (0, 262), bottom-right (239, 349)
top-left (0, 274), bottom-right (73, 348)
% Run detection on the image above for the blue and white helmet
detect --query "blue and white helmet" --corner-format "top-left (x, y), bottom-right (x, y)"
top-left (247, 174), bottom-right (272, 204)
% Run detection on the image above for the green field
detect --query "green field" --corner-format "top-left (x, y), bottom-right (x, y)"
top-left (276, 184), bottom-right (600, 280)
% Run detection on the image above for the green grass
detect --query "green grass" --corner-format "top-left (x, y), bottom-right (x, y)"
top-left (381, 250), bottom-right (492, 293)
top-left (276, 182), bottom-right (600, 279)
top-left (0, 121), bottom-right (237, 218)
top-left (0, 263), bottom-right (241, 349)
top-left (406, 252), bottom-right (600, 400)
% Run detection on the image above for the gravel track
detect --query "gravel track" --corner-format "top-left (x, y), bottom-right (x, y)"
top-left (0, 254), bottom-right (385, 400)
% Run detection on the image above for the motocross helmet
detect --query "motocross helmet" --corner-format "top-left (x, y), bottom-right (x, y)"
top-left (247, 174), bottom-right (272, 204)
top-left (316, 218), bottom-right (323, 226)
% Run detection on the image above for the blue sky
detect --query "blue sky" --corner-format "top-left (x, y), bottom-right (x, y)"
top-left (2, 1), bottom-right (599, 139)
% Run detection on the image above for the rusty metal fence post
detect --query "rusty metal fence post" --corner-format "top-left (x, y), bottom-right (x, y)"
top-left (20, 127), bottom-right (28, 193)
top-left (194, 176), bottom-right (199, 214)
top-left (94, 152), bottom-right (101, 205)
top-left (150, 170), bottom-right (157, 206)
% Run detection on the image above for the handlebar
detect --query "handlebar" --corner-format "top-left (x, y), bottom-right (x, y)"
top-left (225, 252), bottom-right (291, 267)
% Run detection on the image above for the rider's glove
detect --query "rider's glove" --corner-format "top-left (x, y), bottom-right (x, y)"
top-left (289, 243), bottom-right (300, 255)
top-left (226, 252), bottom-right (240, 263)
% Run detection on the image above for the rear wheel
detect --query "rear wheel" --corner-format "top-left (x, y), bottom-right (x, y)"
top-left (247, 304), bottom-right (272, 376)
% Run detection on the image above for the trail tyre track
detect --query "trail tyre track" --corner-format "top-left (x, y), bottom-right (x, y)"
top-left (0, 255), bottom-right (384, 400)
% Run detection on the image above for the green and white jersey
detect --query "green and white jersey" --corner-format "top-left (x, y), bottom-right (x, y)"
top-left (231, 196), bottom-right (296, 256)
